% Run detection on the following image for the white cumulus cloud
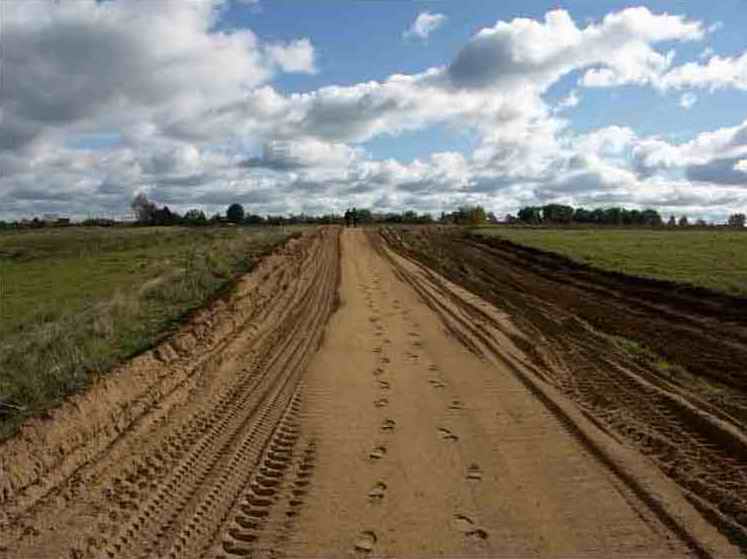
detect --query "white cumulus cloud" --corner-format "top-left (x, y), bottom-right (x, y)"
top-left (680, 92), bottom-right (698, 109)
top-left (403, 12), bottom-right (447, 41)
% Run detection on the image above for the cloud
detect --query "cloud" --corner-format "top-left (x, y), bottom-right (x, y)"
top-left (679, 92), bottom-right (698, 109)
top-left (0, 0), bottom-right (314, 152)
top-left (241, 139), bottom-right (362, 171)
top-left (631, 119), bottom-right (747, 188)
top-left (448, 8), bottom-right (701, 91)
top-left (403, 12), bottom-right (447, 41)
top-left (659, 51), bottom-right (747, 91)
top-left (555, 90), bottom-right (580, 112)
top-left (265, 39), bottom-right (317, 74)
top-left (736, 160), bottom-right (747, 174)
top-left (1, 3), bottom-right (746, 222)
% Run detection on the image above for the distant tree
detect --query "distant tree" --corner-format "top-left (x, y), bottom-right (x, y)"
top-left (356, 209), bottom-right (373, 224)
top-left (226, 203), bottom-right (245, 224)
top-left (590, 208), bottom-right (606, 224)
top-left (640, 209), bottom-right (663, 226)
top-left (695, 218), bottom-right (707, 227)
top-left (402, 210), bottom-right (418, 223)
top-left (542, 204), bottom-right (574, 224)
top-left (517, 206), bottom-right (542, 224)
top-left (131, 193), bottom-right (157, 224)
top-left (244, 213), bottom-right (265, 225)
top-left (603, 207), bottom-right (623, 225)
top-left (728, 213), bottom-right (746, 228)
top-left (454, 205), bottom-right (487, 226)
top-left (573, 208), bottom-right (593, 223)
top-left (678, 215), bottom-right (689, 227)
top-left (668, 214), bottom-right (677, 227)
top-left (152, 206), bottom-right (180, 226)
top-left (183, 209), bottom-right (208, 226)
top-left (486, 211), bottom-right (499, 224)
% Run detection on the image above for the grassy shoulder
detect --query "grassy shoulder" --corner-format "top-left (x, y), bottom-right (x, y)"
top-left (475, 227), bottom-right (747, 297)
top-left (0, 225), bottom-right (300, 438)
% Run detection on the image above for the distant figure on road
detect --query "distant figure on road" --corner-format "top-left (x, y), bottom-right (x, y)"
top-left (344, 209), bottom-right (352, 228)
top-left (351, 207), bottom-right (359, 228)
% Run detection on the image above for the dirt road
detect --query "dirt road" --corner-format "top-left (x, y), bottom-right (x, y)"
top-left (0, 228), bottom-right (739, 557)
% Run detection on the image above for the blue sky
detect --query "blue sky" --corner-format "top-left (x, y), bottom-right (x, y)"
top-left (1, 0), bottom-right (747, 220)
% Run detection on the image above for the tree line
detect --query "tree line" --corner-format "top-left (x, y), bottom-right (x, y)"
top-left (1, 195), bottom-right (744, 230)
top-left (515, 204), bottom-right (746, 228)
top-left (128, 194), bottom-right (492, 227)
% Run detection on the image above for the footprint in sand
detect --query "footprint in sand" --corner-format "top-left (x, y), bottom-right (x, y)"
top-left (377, 380), bottom-right (391, 390)
top-left (374, 398), bottom-right (389, 408)
top-left (373, 367), bottom-right (385, 377)
top-left (448, 400), bottom-right (464, 411)
top-left (368, 482), bottom-right (387, 502)
top-left (380, 418), bottom-right (396, 432)
top-left (466, 463), bottom-right (483, 481)
top-left (452, 514), bottom-right (489, 540)
top-left (438, 427), bottom-right (459, 442)
top-left (354, 530), bottom-right (377, 553)
top-left (428, 379), bottom-right (446, 389)
top-left (369, 446), bottom-right (386, 461)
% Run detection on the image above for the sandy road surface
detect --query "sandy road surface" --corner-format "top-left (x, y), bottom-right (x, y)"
top-left (0, 227), bottom-right (739, 558)
top-left (280, 230), bottom-right (734, 558)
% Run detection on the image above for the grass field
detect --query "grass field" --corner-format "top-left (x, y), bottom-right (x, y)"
top-left (475, 227), bottom-right (747, 297)
top-left (0, 225), bottom-right (296, 437)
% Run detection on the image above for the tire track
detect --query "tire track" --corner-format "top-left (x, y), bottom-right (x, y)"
top-left (377, 228), bottom-right (740, 557)
top-left (100, 231), bottom-right (339, 559)
top-left (2, 228), bottom-right (340, 559)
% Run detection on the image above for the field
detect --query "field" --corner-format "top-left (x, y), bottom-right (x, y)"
top-left (475, 227), bottom-right (747, 296)
top-left (0, 225), bottom-right (294, 437)
top-left (1, 226), bottom-right (746, 558)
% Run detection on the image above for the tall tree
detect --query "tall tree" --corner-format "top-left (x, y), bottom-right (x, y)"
top-left (226, 203), bottom-right (245, 224)
top-left (728, 213), bottom-right (746, 227)
top-left (131, 193), bottom-right (156, 224)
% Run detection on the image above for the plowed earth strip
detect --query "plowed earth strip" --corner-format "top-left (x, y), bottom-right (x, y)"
top-left (382, 226), bottom-right (747, 551)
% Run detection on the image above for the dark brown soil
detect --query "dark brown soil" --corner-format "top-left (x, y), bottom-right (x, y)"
top-left (381, 226), bottom-right (747, 549)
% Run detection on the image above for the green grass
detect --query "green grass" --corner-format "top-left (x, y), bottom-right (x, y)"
top-left (475, 227), bottom-right (747, 296)
top-left (0, 225), bottom-right (298, 438)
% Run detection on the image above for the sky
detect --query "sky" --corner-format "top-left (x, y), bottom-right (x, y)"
top-left (1, 0), bottom-right (747, 221)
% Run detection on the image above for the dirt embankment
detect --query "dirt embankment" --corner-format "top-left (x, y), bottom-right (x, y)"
top-left (381, 227), bottom-right (747, 549)
top-left (0, 227), bottom-right (340, 559)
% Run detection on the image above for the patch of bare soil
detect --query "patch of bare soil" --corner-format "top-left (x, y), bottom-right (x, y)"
top-left (0, 227), bottom-right (340, 558)
top-left (381, 226), bottom-right (747, 550)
